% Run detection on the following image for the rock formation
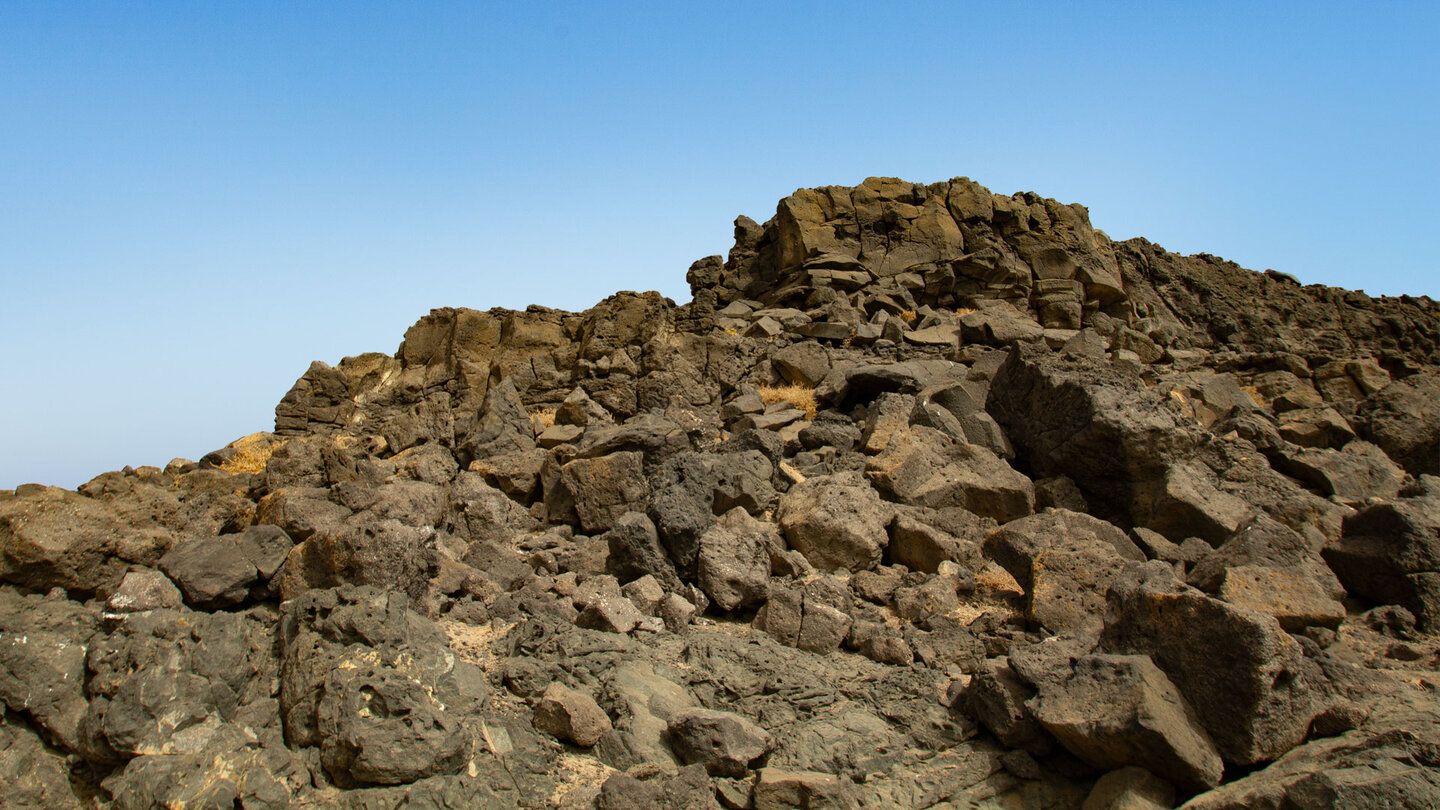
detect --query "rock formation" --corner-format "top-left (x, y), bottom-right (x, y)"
top-left (3, 175), bottom-right (1440, 808)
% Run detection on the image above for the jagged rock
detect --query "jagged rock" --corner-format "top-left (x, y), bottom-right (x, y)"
top-left (1186, 513), bottom-right (1345, 603)
top-left (1028, 654), bottom-right (1224, 792)
top-left (577, 595), bottom-right (644, 634)
top-left (965, 660), bottom-right (1054, 756)
top-left (0, 712), bottom-right (85, 809)
top-left (318, 660), bottom-right (469, 785)
top-left (105, 569), bottom-right (183, 614)
top-left (1270, 440), bottom-right (1406, 505)
top-left (772, 343), bottom-right (832, 388)
top-left (988, 342), bottom-right (1200, 525)
top-left (887, 510), bottom-right (981, 574)
top-left (697, 507), bottom-right (773, 612)
top-left (865, 426), bottom-right (1034, 523)
top-left (776, 472), bottom-right (891, 572)
top-left (666, 708), bottom-right (774, 777)
top-left (1216, 565), bottom-right (1346, 632)
top-left (1353, 373), bottom-right (1440, 476)
top-left (1323, 487), bottom-right (1440, 631)
top-left (1101, 562), bottom-right (1320, 765)
top-left (0, 590), bottom-right (96, 752)
top-left (985, 509), bottom-right (1145, 635)
top-left (533, 682), bottom-right (612, 747)
top-left (604, 511), bottom-right (683, 592)
top-left (0, 486), bottom-right (173, 594)
top-left (559, 451), bottom-right (650, 534)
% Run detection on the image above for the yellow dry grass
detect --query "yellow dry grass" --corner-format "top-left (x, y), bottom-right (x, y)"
top-left (216, 433), bottom-right (285, 476)
top-left (530, 407), bottom-right (557, 429)
top-left (953, 306), bottom-right (976, 316)
top-left (757, 383), bottom-right (817, 419)
top-left (1241, 385), bottom-right (1268, 407)
top-left (899, 308), bottom-right (919, 322)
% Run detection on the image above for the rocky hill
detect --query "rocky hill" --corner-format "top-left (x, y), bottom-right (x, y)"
top-left (3, 176), bottom-right (1439, 809)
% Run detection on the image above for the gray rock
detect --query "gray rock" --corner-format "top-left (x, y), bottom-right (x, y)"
top-left (106, 569), bottom-right (183, 614)
top-left (985, 509), bottom-right (1144, 635)
top-left (0, 590), bottom-right (96, 752)
top-left (776, 472), bottom-right (891, 572)
top-left (577, 595), bottom-right (644, 634)
top-left (697, 507), bottom-right (773, 611)
top-left (533, 682), bottom-right (612, 747)
top-left (318, 661), bottom-right (469, 785)
top-left (1353, 373), bottom-right (1440, 476)
top-left (667, 708), bottom-right (775, 777)
top-left (1029, 654), bottom-right (1223, 792)
top-left (560, 451), bottom-right (651, 534)
top-left (604, 511), bottom-right (683, 591)
top-left (159, 534), bottom-right (261, 608)
top-left (1278, 440), bottom-right (1407, 505)
top-left (866, 426), bottom-right (1033, 523)
top-left (1101, 562), bottom-right (1320, 765)
top-left (1324, 489), bottom-right (1440, 631)
top-left (772, 343), bottom-right (832, 388)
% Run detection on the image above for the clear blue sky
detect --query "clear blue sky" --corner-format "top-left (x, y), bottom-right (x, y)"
top-left (3, 2), bottom-right (1436, 489)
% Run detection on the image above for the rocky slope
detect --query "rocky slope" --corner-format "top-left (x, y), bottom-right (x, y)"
top-left (3, 176), bottom-right (1439, 809)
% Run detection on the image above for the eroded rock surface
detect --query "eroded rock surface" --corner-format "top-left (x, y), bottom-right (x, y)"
top-left (3, 175), bottom-right (1439, 808)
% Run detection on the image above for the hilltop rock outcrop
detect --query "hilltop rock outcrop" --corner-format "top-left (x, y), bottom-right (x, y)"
top-left (3, 175), bottom-right (1440, 808)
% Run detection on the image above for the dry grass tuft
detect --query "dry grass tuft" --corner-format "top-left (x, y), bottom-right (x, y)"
top-left (217, 433), bottom-right (285, 476)
top-left (1241, 385), bottom-right (1267, 407)
top-left (899, 308), bottom-right (919, 323)
top-left (757, 383), bottom-right (817, 419)
top-left (953, 306), bottom-right (976, 316)
top-left (530, 407), bottom-right (557, 429)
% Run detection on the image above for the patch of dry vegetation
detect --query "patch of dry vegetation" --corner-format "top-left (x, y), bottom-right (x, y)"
top-left (757, 383), bottom-right (817, 419)
top-left (217, 433), bottom-right (286, 475)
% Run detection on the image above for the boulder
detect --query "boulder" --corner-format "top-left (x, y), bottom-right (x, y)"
top-left (1029, 654), bottom-right (1223, 792)
top-left (559, 451), bottom-right (651, 534)
top-left (985, 509), bottom-right (1145, 635)
top-left (666, 708), bottom-right (775, 777)
top-left (1100, 562), bottom-right (1320, 765)
top-left (776, 472), bottom-right (891, 572)
top-left (318, 661), bottom-right (469, 785)
top-left (988, 342), bottom-right (1200, 525)
top-left (533, 683), bottom-right (612, 747)
top-left (697, 507), bottom-right (773, 611)
top-left (0, 486), bottom-right (173, 594)
top-left (1353, 373), bottom-right (1440, 477)
top-left (1323, 488), bottom-right (1440, 631)
top-left (865, 426), bottom-right (1034, 523)
top-left (603, 511), bottom-right (683, 592)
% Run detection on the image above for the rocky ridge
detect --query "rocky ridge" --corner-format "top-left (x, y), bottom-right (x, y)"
top-left (3, 175), bottom-right (1440, 809)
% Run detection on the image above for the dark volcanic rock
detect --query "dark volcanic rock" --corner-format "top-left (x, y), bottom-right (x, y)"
top-left (6, 173), bottom-right (1440, 809)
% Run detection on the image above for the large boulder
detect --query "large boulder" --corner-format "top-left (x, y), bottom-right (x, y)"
top-left (987, 342), bottom-right (1200, 525)
top-left (1029, 654), bottom-right (1224, 793)
top-left (985, 509), bottom-right (1145, 635)
top-left (1100, 562), bottom-right (1320, 766)
top-left (1323, 485), bottom-right (1440, 631)
top-left (866, 426), bottom-right (1034, 523)
top-left (666, 708), bottom-right (775, 777)
top-left (1352, 373), bottom-right (1440, 477)
top-left (697, 507), bottom-right (773, 612)
top-left (776, 472), bottom-right (891, 572)
top-left (0, 486), bottom-right (173, 595)
top-left (558, 451), bottom-right (651, 534)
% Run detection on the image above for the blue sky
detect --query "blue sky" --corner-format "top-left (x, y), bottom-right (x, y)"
top-left (2, 2), bottom-right (1437, 489)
